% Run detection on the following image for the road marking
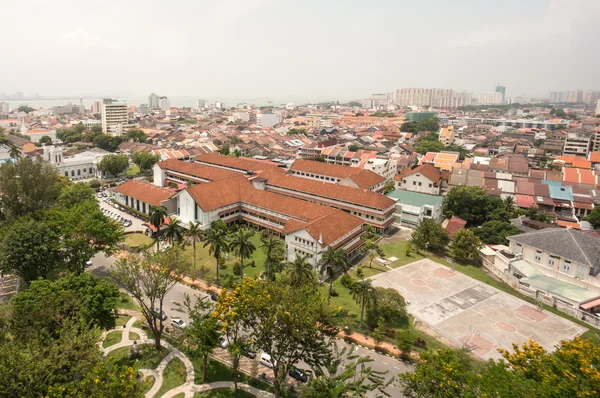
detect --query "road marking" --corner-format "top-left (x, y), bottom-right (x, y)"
top-left (393, 366), bottom-right (400, 370)
top-left (382, 362), bottom-right (388, 365)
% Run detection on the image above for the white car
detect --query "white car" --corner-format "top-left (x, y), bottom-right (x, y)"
top-left (85, 260), bottom-right (93, 266)
top-left (220, 337), bottom-right (230, 349)
top-left (171, 318), bottom-right (186, 329)
top-left (260, 353), bottom-right (276, 368)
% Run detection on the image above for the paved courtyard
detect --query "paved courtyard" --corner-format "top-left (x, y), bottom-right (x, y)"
top-left (370, 259), bottom-right (587, 360)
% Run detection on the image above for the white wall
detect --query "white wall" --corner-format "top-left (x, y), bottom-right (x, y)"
top-left (400, 173), bottom-right (440, 195)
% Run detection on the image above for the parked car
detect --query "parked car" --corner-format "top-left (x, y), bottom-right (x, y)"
top-left (220, 337), bottom-right (230, 349)
top-left (171, 317), bottom-right (186, 329)
top-left (153, 308), bottom-right (167, 321)
top-left (85, 260), bottom-right (93, 267)
top-left (260, 353), bottom-right (276, 368)
top-left (288, 367), bottom-right (308, 383)
top-left (241, 345), bottom-right (257, 359)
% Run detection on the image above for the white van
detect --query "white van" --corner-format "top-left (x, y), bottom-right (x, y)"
top-left (260, 353), bottom-right (276, 368)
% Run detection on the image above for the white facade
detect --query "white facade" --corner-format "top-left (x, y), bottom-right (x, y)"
top-left (44, 146), bottom-right (108, 180)
top-left (101, 100), bottom-right (133, 136)
top-left (0, 102), bottom-right (8, 113)
top-left (363, 158), bottom-right (396, 181)
top-left (159, 97), bottom-right (170, 112)
top-left (148, 93), bottom-right (160, 110)
top-left (256, 112), bottom-right (281, 128)
top-left (596, 100), bottom-right (600, 116)
top-left (399, 173), bottom-right (440, 195)
top-left (478, 92), bottom-right (503, 105)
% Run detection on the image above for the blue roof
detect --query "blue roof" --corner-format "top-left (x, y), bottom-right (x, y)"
top-left (547, 184), bottom-right (573, 201)
top-left (386, 189), bottom-right (443, 206)
top-left (542, 179), bottom-right (562, 186)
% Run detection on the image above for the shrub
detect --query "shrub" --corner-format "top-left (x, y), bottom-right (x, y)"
top-left (384, 328), bottom-right (397, 338)
top-left (330, 288), bottom-right (339, 297)
top-left (340, 274), bottom-right (355, 289)
top-left (414, 337), bottom-right (427, 348)
top-left (233, 262), bottom-right (242, 276)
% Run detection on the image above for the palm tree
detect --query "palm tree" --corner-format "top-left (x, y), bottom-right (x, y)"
top-left (361, 239), bottom-right (383, 268)
top-left (285, 255), bottom-right (315, 287)
top-left (149, 205), bottom-right (168, 251)
top-left (260, 230), bottom-right (284, 280)
top-left (187, 221), bottom-right (204, 267)
top-left (8, 144), bottom-right (20, 160)
top-left (229, 227), bottom-right (256, 280)
top-left (319, 246), bottom-right (348, 304)
top-left (162, 217), bottom-right (184, 245)
top-left (203, 223), bottom-right (230, 284)
top-left (350, 275), bottom-right (375, 328)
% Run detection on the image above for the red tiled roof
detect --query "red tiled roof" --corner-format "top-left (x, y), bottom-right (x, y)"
top-left (291, 159), bottom-right (385, 189)
top-left (158, 159), bottom-right (239, 182)
top-left (445, 216), bottom-right (467, 238)
top-left (401, 163), bottom-right (442, 186)
top-left (194, 153), bottom-right (281, 173)
top-left (554, 156), bottom-right (591, 169)
top-left (113, 180), bottom-right (174, 207)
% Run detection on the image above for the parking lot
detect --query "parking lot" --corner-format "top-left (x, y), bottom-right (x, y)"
top-left (96, 191), bottom-right (148, 233)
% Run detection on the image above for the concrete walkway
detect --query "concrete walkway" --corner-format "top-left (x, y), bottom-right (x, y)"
top-left (99, 315), bottom-right (274, 398)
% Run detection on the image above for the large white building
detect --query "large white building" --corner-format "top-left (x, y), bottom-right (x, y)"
top-left (478, 92), bottom-right (503, 105)
top-left (0, 102), bottom-right (8, 113)
top-left (159, 97), bottom-right (170, 112)
top-left (43, 145), bottom-right (109, 180)
top-left (148, 93), bottom-right (160, 110)
top-left (596, 100), bottom-right (600, 116)
top-left (395, 88), bottom-right (454, 107)
top-left (256, 112), bottom-right (281, 128)
top-left (101, 99), bottom-right (134, 135)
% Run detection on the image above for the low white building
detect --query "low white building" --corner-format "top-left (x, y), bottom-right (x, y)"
top-left (44, 145), bottom-right (109, 180)
top-left (398, 163), bottom-right (443, 195)
top-left (363, 158), bottom-right (397, 181)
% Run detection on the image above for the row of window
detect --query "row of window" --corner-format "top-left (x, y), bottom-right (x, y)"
top-left (294, 248), bottom-right (314, 258)
top-left (64, 167), bottom-right (95, 177)
top-left (402, 179), bottom-right (433, 188)
top-left (240, 209), bottom-right (285, 226)
top-left (219, 210), bottom-right (240, 219)
top-left (294, 171), bottom-right (339, 183)
top-left (294, 236), bottom-right (315, 247)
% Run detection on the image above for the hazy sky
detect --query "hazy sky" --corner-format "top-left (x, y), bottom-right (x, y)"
top-left (1, 0), bottom-right (599, 101)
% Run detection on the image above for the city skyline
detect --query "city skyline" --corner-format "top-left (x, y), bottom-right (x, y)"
top-left (0, 0), bottom-right (599, 100)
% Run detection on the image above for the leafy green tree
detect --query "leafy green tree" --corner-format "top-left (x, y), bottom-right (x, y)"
top-left (97, 154), bottom-right (129, 177)
top-left (203, 221), bottom-right (230, 284)
top-left (92, 133), bottom-right (123, 152)
top-left (443, 186), bottom-right (504, 226)
top-left (186, 221), bottom-right (204, 267)
top-left (444, 144), bottom-right (470, 160)
top-left (550, 108), bottom-right (567, 118)
top-left (366, 287), bottom-right (408, 328)
top-left (259, 230), bottom-right (285, 280)
top-left (18, 105), bottom-right (34, 113)
top-left (0, 156), bottom-right (63, 221)
top-left (383, 179), bottom-right (396, 194)
top-left (372, 316), bottom-right (386, 347)
top-left (411, 218), bottom-right (449, 251)
top-left (525, 206), bottom-right (552, 223)
top-left (361, 239), bottom-right (385, 268)
top-left (400, 121), bottom-right (420, 133)
top-left (8, 144), bottom-right (20, 159)
top-left (126, 128), bottom-right (146, 143)
top-left (235, 279), bottom-right (337, 398)
top-left (183, 293), bottom-right (219, 382)
top-left (350, 275), bottom-right (376, 328)
top-left (149, 205), bottom-right (168, 251)
top-left (471, 220), bottom-right (520, 244)
top-left (449, 229), bottom-right (483, 261)
top-left (131, 151), bottom-right (160, 172)
top-left (415, 140), bottom-right (444, 155)
top-left (0, 216), bottom-right (62, 282)
top-left (219, 145), bottom-right (230, 155)
top-left (585, 206), bottom-right (600, 229)
top-left (229, 227), bottom-right (256, 280)
top-left (39, 135), bottom-right (52, 145)
top-left (111, 247), bottom-right (191, 350)
top-left (58, 182), bottom-right (96, 207)
top-left (396, 330), bottom-right (415, 360)
top-left (162, 217), bottom-right (184, 245)
top-left (91, 124), bottom-right (103, 134)
top-left (349, 144), bottom-right (364, 152)
top-left (319, 246), bottom-right (349, 304)
top-left (285, 254), bottom-right (316, 287)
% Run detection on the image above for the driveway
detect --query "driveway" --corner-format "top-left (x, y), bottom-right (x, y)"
top-left (96, 191), bottom-right (147, 233)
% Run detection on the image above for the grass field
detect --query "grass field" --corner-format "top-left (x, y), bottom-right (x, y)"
top-left (126, 165), bottom-right (141, 176)
top-left (116, 292), bottom-right (140, 311)
top-left (129, 331), bottom-right (140, 341)
top-left (108, 344), bottom-right (169, 369)
top-left (154, 358), bottom-right (186, 398)
top-left (102, 330), bottom-right (123, 348)
top-left (116, 316), bottom-right (131, 327)
top-left (140, 376), bottom-right (155, 395)
top-left (195, 389), bottom-right (256, 398)
top-left (125, 233), bottom-right (154, 247)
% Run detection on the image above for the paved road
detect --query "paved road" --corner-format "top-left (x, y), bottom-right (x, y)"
top-left (97, 192), bottom-right (147, 233)
top-left (89, 254), bottom-right (409, 397)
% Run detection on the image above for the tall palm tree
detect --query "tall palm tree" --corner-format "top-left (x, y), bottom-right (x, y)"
top-left (8, 144), bottom-right (20, 160)
top-left (350, 276), bottom-right (375, 328)
top-left (149, 205), bottom-right (168, 251)
top-left (260, 230), bottom-right (284, 280)
top-left (187, 221), bottom-right (204, 267)
top-left (203, 223), bottom-right (230, 284)
top-left (361, 239), bottom-right (383, 268)
top-left (319, 246), bottom-right (348, 304)
top-left (285, 255), bottom-right (314, 287)
top-left (229, 227), bottom-right (256, 280)
top-left (162, 217), bottom-right (184, 245)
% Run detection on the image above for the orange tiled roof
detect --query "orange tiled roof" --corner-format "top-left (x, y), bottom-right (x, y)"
top-left (113, 180), bottom-right (174, 206)
top-left (194, 153), bottom-right (281, 173)
top-left (291, 159), bottom-right (385, 189)
top-left (158, 159), bottom-right (238, 182)
top-left (401, 163), bottom-right (442, 186)
top-left (554, 155), bottom-right (591, 169)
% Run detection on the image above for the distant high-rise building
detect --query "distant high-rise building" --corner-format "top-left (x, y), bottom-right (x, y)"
top-left (583, 91), bottom-right (600, 105)
top-left (495, 84), bottom-right (506, 103)
top-left (90, 100), bottom-right (102, 114)
top-left (478, 92), bottom-right (503, 105)
top-left (196, 100), bottom-right (206, 109)
top-left (79, 97), bottom-right (85, 114)
top-left (159, 97), bottom-right (170, 112)
top-left (394, 88), bottom-right (454, 107)
top-left (148, 93), bottom-right (159, 110)
top-left (596, 100), bottom-right (600, 116)
top-left (137, 104), bottom-right (149, 114)
top-left (101, 99), bottom-right (133, 136)
top-left (0, 102), bottom-right (9, 113)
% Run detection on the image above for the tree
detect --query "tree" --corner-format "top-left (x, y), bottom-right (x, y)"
top-left (525, 206), bottom-right (552, 223)
top-left (149, 205), bottom-right (168, 251)
top-left (585, 206), bottom-right (600, 229)
top-left (350, 275), bottom-right (376, 328)
top-left (229, 227), bottom-right (256, 280)
top-left (131, 151), bottom-right (160, 172)
top-left (443, 186), bottom-right (504, 226)
top-left (203, 221), bottom-right (230, 284)
top-left (91, 124), bottom-right (103, 134)
top-left (415, 140), bottom-right (444, 155)
top-left (162, 217), bottom-right (184, 245)
top-left (0, 216), bottom-right (62, 282)
top-left (111, 247), bottom-right (191, 350)
top-left (39, 135), bottom-right (52, 146)
top-left (319, 246), bottom-right (348, 304)
top-left (235, 279), bottom-right (337, 398)
top-left (361, 239), bottom-right (384, 268)
top-left (219, 145), bottom-right (230, 155)
top-left (58, 182), bottom-right (96, 207)
top-left (97, 154), bottom-right (129, 177)
top-left (183, 293), bottom-right (219, 382)
top-left (550, 108), bottom-right (567, 118)
top-left (186, 221), bottom-right (204, 267)
top-left (372, 316), bottom-right (386, 347)
top-left (259, 229), bottom-right (285, 280)
top-left (285, 254), bottom-right (316, 287)
top-left (396, 330), bottom-right (415, 361)
top-left (444, 144), bottom-right (469, 160)
top-left (18, 105), bottom-right (34, 113)
top-left (472, 220), bottom-right (520, 244)
top-left (92, 133), bottom-right (122, 152)
top-left (411, 218), bottom-right (449, 252)
top-left (383, 179), bottom-right (395, 194)
top-left (0, 156), bottom-right (63, 221)
top-left (302, 345), bottom-right (392, 397)
top-left (449, 229), bottom-right (483, 261)
top-left (366, 287), bottom-right (408, 328)
top-left (11, 273), bottom-right (119, 341)
top-left (126, 128), bottom-right (146, 143)
top-left (349, 144), bottom-right (364, 152)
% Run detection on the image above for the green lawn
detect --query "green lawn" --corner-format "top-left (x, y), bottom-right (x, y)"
top-left (125, 233), bottom-right (154, 247)
top-left (154, 358), bottom-right (186, 398)
top-left (140, 376), bottom-right (155, 395)
top-left (116, 315), bottom-right (131, 327)
top-left (126, 165), bottom-right (141, 176)
top-left (195, 389), bottom-right (256, 398)
top-left (130, 331), bottom-right (140, 341)
top-left (108, 344), bottom-right (169, 369)
top-left (116, 292), bottom-right (140, 311)
top-left (102, 330), bottom-right (123, 348)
